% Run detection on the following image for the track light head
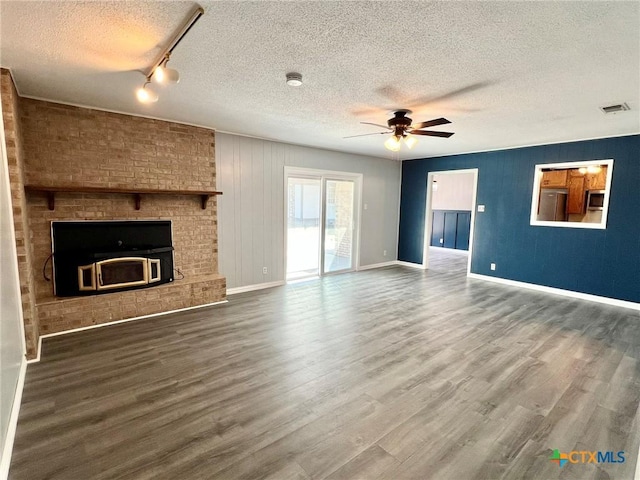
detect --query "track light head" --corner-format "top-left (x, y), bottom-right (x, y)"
top-left (132, 6), bottom-right (203, 104)
top-left (153, 66), bottom-right (180, 84)
top-left (153, 56), bottom-right (180, 84)
top-left (136, 82), bottom-right (158, 103)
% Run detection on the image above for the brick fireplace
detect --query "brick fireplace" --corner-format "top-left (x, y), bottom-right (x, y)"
top-left (1, 69), bottom-right (226, 359)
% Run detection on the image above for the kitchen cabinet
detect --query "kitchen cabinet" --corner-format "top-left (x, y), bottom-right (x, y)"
top-left (586, 166), bottom-right (608, 190)
top-left (567, 175), bottom-right (585, 214)
top-left (541, 170), bottom-right (568, 188)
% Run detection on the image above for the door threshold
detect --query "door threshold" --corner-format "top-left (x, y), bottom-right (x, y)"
top-left (286, 276), bottom-right (320, 285)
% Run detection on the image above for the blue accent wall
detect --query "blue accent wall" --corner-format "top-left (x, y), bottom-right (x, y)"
top-left (398, 135), bottom-right (640, 303)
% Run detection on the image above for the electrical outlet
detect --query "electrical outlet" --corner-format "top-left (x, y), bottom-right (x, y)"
top-left (490, 263), bottom-right (496, 271)
top-left (440, 238), bottom-right (444, 244)
top-left (364, 203), bottom-right (368, 210)
top-left (383, 250), bottom-right (387, 256)
top-left (262, 267), bottom-right (268, 274)
top-left (478, 205), bottom-right (485, 212)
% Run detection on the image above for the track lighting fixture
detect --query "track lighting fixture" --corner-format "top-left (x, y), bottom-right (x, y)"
top-left (135, 5), bottom-right (204, 104)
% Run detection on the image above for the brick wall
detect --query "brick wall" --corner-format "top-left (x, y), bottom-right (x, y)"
top-left (36, 275), bottom-right (225, 335)
top-left (20, 99), bottom-right (215, 190)
top-left (29, 194), bottom-right (225, 334)
top-left (1, 69), bottom-right (39, 357)
top-left (2, 71), bottom-right (225, 357)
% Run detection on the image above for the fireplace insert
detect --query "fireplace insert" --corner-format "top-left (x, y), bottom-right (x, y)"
top-left (51, 220), bottom-right (174, 297)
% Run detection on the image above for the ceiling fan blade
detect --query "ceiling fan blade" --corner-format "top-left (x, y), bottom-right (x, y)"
top-left (360, 122), bottom-right (392, 130)
top-left (409, 130), bottom-right (455, 138)
top-left (412, 118), bottom-right (451, 129)
top-left (343, 131), bottom-right (389, 139)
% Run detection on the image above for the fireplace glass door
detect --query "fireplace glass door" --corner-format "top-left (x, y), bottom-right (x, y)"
top-left (98, 258), bottom-right (148, 290)
top-left (77, 257), bottom-right (162, 292)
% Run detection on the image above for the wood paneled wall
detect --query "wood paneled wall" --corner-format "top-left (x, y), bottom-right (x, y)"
top-left (216, 133), bottom-right (401, 289)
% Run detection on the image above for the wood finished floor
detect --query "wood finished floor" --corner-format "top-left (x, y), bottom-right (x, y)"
top-left (10, 248), bottom-right (640, 480)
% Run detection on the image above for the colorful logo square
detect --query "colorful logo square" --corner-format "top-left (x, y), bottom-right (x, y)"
top-left (550, 449), bottom-right (568, 467)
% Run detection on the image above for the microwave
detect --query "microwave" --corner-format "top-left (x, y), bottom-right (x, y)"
top-left (586, 190), bottom-right (605, 211)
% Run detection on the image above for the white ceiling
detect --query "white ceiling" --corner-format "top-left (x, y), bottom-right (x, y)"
top-left (1, 1), bottom-right (638, 160)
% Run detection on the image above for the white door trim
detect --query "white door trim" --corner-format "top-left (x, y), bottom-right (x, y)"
top-left (422, 168), bottom-right (479, 275)
top-left (284, 166), bottom-right (363, 279)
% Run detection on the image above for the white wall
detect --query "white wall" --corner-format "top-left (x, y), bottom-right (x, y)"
top-left (0, 105), bottom-right (26, 477)
top-left (432, 172), bottom-right (475, 210)
top-left (216, 133), bottom-right (401, 289)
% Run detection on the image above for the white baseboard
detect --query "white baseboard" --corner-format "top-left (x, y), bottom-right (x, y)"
top-left (227, 281), bottom-right (286, 295)
top-left (357, 261), bottom-right (398, 271)
top-left (467, 273), bottom-right (640, 311)
top-left (28, 299), bottom-right (229, 364)
top-left (1, 358), bottom-right (27, 480)
top-left (396, 260), bottom-right (427, 270)
top-left (429, 246), bottom-right (469, 255)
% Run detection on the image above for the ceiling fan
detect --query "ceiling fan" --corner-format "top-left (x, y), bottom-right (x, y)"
top-left (345, 109), bottom-right (454, 151)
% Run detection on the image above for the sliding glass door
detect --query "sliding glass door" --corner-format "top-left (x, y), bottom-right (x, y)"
top-left (323, 180), bottom-right (354, 273)
top-left (286, 170), bottom-right (359, 280)
top-left (286, 177), bottom-right (321, 280)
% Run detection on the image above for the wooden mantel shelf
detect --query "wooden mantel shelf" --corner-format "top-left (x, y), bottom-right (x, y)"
top-left (24, 185), bottom-right (223, 210)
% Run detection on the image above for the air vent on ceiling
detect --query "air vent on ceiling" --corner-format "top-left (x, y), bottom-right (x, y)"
top-left (600, 103), bottom-right (630, 114)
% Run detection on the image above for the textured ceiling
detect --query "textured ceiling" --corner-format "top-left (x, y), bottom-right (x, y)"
top-left (1, 1), bottom-right (639, 160)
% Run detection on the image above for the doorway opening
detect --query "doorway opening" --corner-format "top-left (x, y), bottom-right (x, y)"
top-left (423, 169), bottom-right (478, 274)
top-left (285, 167), bottom-right (361, 281)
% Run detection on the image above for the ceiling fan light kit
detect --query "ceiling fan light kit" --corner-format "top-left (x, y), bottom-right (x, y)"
top-left (135, 5), bottom-right (204, 104)
top-left (384, 136), bottom-right (401, 151)
top-left (403, 134), bottom-right (417, 149)
top-left (348, 110), bottom-right (455, 152)
top-left (384, 134), bottom-right (417, 152)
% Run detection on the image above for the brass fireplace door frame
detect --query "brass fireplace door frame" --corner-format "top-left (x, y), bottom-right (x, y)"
top-left (78, 257), bottom-right (162, 291)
